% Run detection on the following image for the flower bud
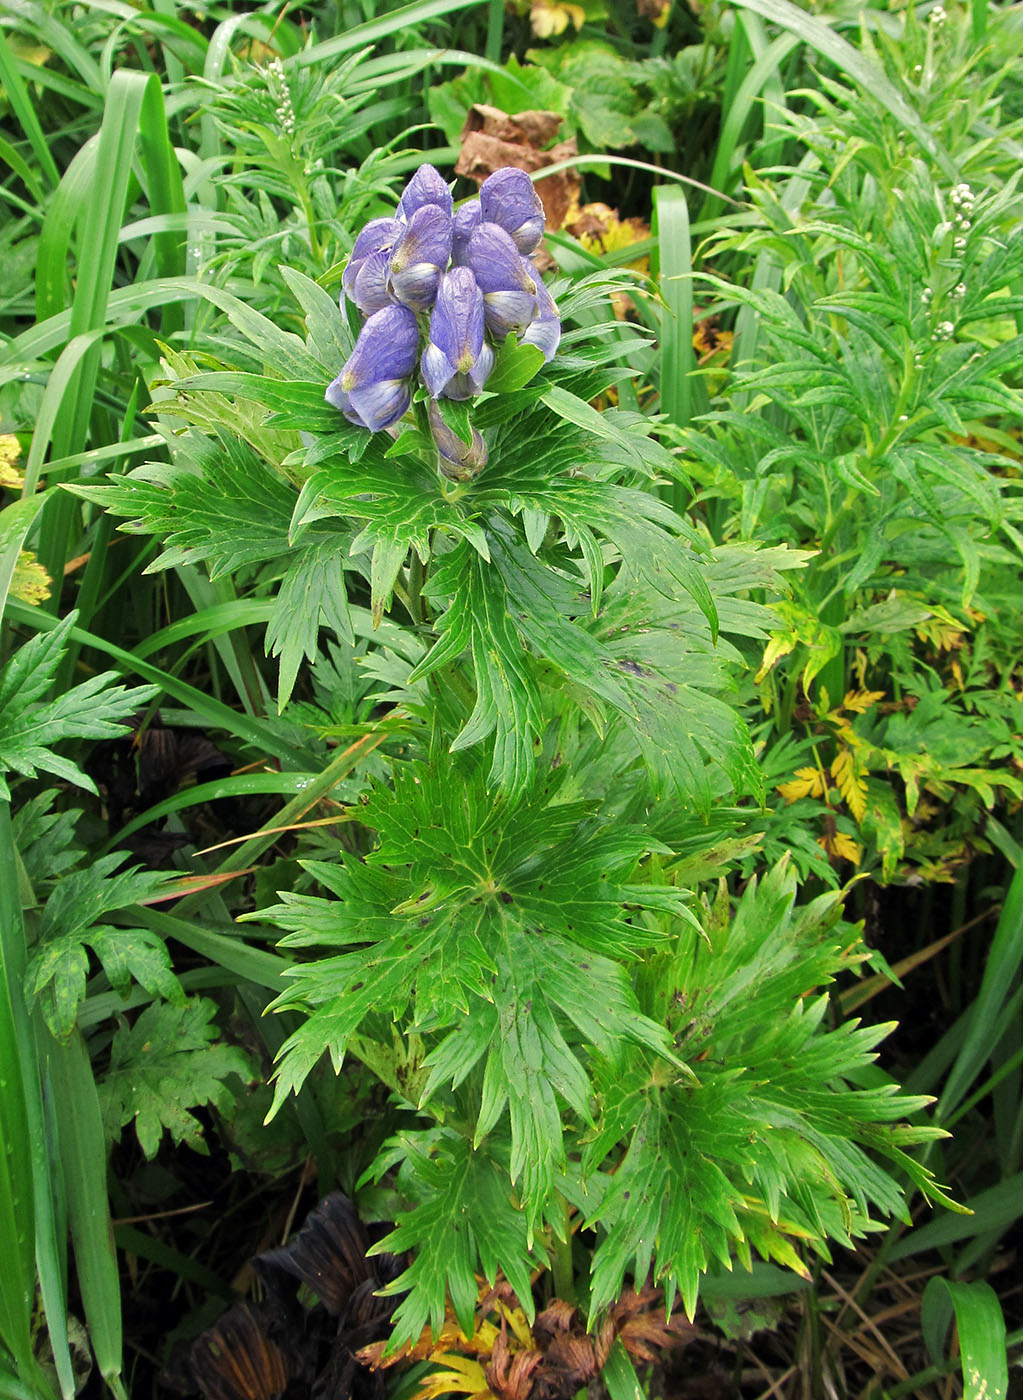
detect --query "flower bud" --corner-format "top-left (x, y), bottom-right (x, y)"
top-left (396, 164), bottom-right (453, 222)
top-left (325, 304), bottom-right (419, 432)
top-left (387, 203), bottom-right (453, 311)
top-left (421, 267), bottom-right (495, 400)
top-left (427, 400), bottom-right (488, 481)
top-left (480, 168), bottom-right (545, 254)
top-left (464, 222), bottom-right (538, 340)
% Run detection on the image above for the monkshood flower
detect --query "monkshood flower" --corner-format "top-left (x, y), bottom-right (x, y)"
top-left (421, 267), bottom-right (495, 400)
top-left (520, 270), bottom-right (561, 363)
top-left (327, 163), bottom-right (563, 446)
top-left (396, 163), bottom-right (453, 222)
top-left (386, 203), bottom-right (453, 312)
top-left (325, 304), bottom-right (419, 432)
top-left (341, 218), bottom-right (401, 308)
top-left (480, 168), bottom-right (545, 254)
top-left (349, 249), bottom-right (393, 316)
top-left (451, 200), bottom-right (482, 265)
top-left (464, 221), bottom-right (539, 339)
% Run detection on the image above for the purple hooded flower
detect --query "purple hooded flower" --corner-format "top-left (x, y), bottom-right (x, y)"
top-left (386, 203), bottom-right (453, 311)
top-left (396, 164), bottom-right (453, 222)
top-left (464, 222), bottom-right (539, 340)
top-left (349, 249), bottom-right (394, 316)
top-left (428, 400), bottom-right (488, 481)
top-left (480, 168), bottom-right (545, 254)
top-left (451, 200), bottom-right (482, 265)
top-left (325, 304), bottom-right (419, 432)
top-left (341, 218), bottom-right (402, 307)
top-left (421, 267), bottom-right (495, 401)
top-left (520, 272), bottom-right (560, 362)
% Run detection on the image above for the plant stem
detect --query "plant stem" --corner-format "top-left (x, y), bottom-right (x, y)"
top-left (550, 1194), bottom-right (575, 1303)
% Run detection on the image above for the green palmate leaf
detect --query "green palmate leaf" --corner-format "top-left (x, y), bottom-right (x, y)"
top-left (410, 514), bottom-right (789, 801)
top-left (71, 429), bottom-right (298, 577)
top-left (540, 385), bottom-right (647, 470)
top-left (75, 421), bottom-right (362, 706)
top-left (0, 612), bottom-right (157, 801)
top-left (368, 1128), bottom-right (539, 1348)
top-left (278, 265), bottom-right (355, 371)
top-left (265, 755), bottom-right (673, 1190)
top-left (425, 920), bottom-right (671, 1237)
top-left (98, 997), bottom-right (255, 1158)
top-left (265, 538), bottom-right (354, 709)
top-left (582, 861), bottom-right (952, 1318)
top-left (26, 853), bottom-right (180, 1039)
top-left (592, 572), bottom-right (759, 809)
top-left (411, 538), bottom-right (614, 794)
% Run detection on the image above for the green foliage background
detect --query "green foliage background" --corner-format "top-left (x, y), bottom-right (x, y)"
top-left (0, 0), bottom-right (1020, 1396)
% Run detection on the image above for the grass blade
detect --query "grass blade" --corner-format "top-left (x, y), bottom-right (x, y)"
top-left (888, 1174), bottom-right (1023, 1262)
top-left (0, 812), bottom-right (42, 1390)
top-left (45, 1031), bottom-right (126, 1400)
top-left (0, 29), bottom-right (58, 189)
top-left (653, 185), bottom-right (705, 441)
top-left (289, 0), bottom-right (485, 68)
top-left (129, 907), bottom-right (291, 993)
top-left (722, 0), bottom-right (956, 178)
top-left (938, 862), bottom-right (1023, 1123)
top-left (0, 804), bottom-right (72, 1399)
top-left (921, 1278), bottom-right (1007, 1400)
top-left (699, 27), bottom-right (801, 226)
top-left (2, 0), bottom-right (102, 93)
top-left (100, 771), bottom-right (319, 856)
top-left (601, 1340), bottom-right (646, 1400)
top-left (34, 141), bottom-right (96, 324)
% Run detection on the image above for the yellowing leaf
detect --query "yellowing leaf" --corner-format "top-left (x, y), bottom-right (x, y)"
top-left (10, 550), bottom-right (51, 606)
top-left (830, 747), bottom-right (867, 824)
top-left (0, 433), bottom-right (23, 489)
top-left (362, 1314), bottom-right (500, 1367)
top-left (841, 688), bottom-right (884, 715)
top-left (776, 766), bottom-right (826, 803)
top-left (638, 0), bottom-right (672, 27)
top-left (530, 0), bottom-right (584, 35)
top-left (575, 206), bottom-right (651, 261)
top-left (740, 1205), bottom-right (813, 1277)
top-left (497, 1302), bottom-right (535, 1351)
top-left (755, 634), bottom-right (794, 682)
top-left (413, 1354), bottom-right (490, 1400)
top-left (755, 603), bottom-right (841, 690)
top-left (915, 615), bottom-right (965, 651)
top-left (818, 830), bottom-right (863, 865)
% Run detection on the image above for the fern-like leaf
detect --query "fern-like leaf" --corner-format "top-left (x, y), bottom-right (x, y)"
top-left (0, 613), bottom-right (157, 800)
top-left (99, 997), bottom-right (255, 1158)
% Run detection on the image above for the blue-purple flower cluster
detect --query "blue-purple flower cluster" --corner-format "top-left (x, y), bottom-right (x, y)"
top-left (325, 165), bottom-right (560, 440)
